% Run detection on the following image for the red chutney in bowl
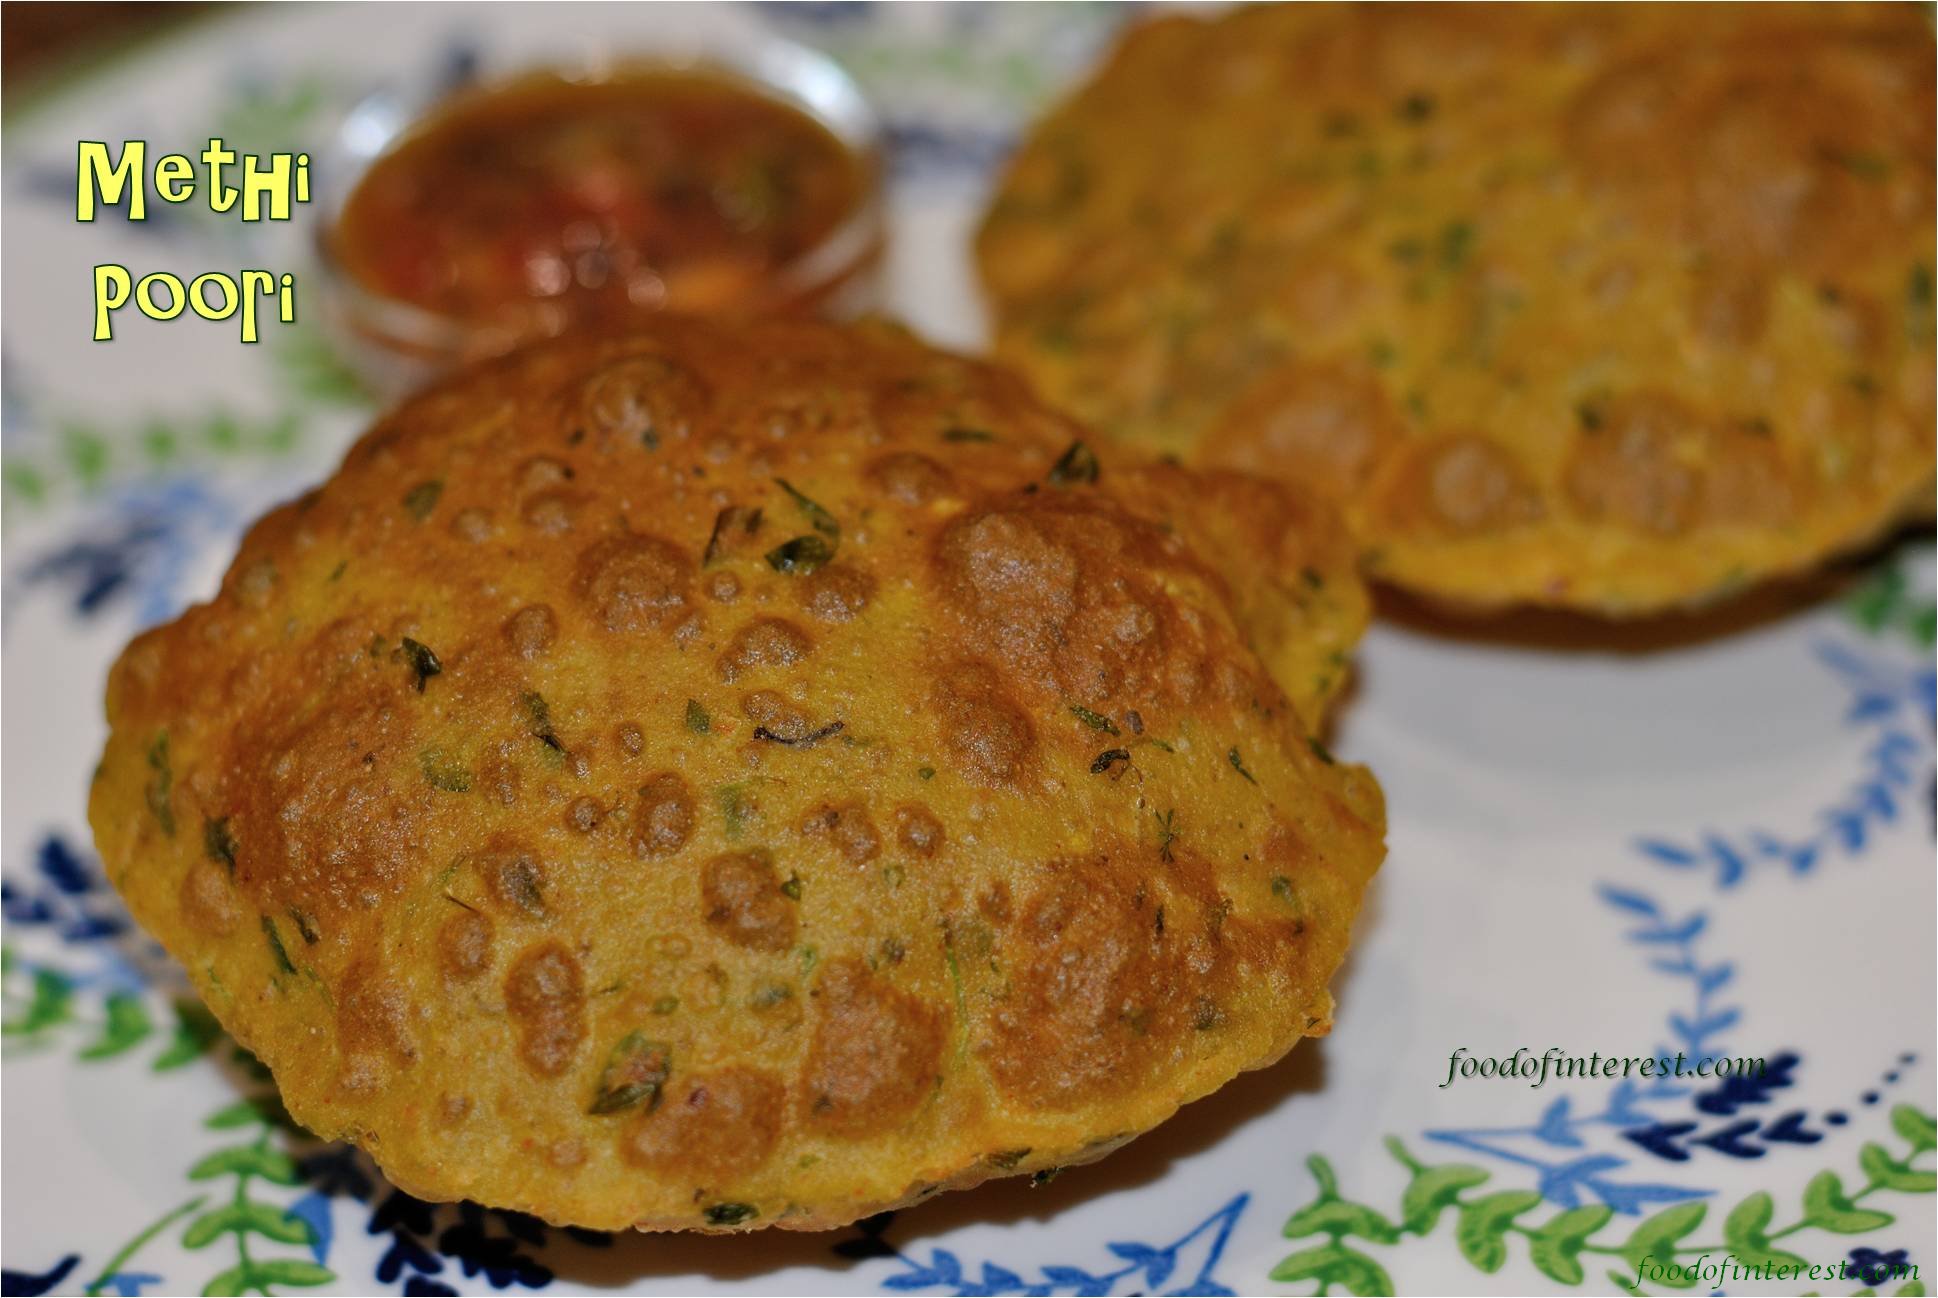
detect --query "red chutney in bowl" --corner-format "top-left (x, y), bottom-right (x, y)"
top-left (321, 66), bottom-right (882, 389)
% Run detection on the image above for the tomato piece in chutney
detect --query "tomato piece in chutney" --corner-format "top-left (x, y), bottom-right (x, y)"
top-left (328, 70), bottom-right (876, 331)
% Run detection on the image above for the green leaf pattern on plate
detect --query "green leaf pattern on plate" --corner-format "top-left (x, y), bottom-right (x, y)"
top-left (3, 948), bottom-right (221, 1072)
top-left (81, 1063), bottom-right (335, 1296)
top-left (1273, 1121), bottom-right (1936, 1295)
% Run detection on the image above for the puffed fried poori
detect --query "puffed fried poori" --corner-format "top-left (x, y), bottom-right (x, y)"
top-left (978, 3), bottom-right (1936, 614)
top-left (90, 318), bottom-right (1385, 1232)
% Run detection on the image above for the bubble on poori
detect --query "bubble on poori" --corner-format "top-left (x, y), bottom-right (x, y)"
top-left (978, 2), bottom-right (1936, 614)
top-left (90, 317), bottom-right (1384, 1231)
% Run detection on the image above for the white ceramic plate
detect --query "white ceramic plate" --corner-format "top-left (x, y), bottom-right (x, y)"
top-left (3, 6), bottom-right (1933, 1296)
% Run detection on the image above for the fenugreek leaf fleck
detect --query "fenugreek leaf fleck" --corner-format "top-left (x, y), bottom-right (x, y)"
top-left (702, 505), bottom-right (762, 567)
top-left (419, 749), bottom-right (472, 793)
top-left (765, 534), bottom-right (834, 575)
top-left (588, 1032), bottom-right (671, 1115)
top-left (523, 692), bottom-right (564, 752)
top-left (774, 478), bottom-right (840, 542)
top-left (203, 816), bottom-right (236, 873)
top-left (262, 917), bottom-right (296, 975)
top-left (1155, 809), bottom-right (1180, 863)
top-left (288, 908), bottom-right (321, 945)
top-left (1047, 440), bottom-right (1100, 486)
top-left (402, 480), bottom-right (443, 521)
top-left (1069, 705), bottom-right (1120, 735)
top-left (399, 638), bottom-right (441, 691)
top-left (146, 732), bottom-right (175, 836)
top-left (704, 1202), bottom-right (758, 1227)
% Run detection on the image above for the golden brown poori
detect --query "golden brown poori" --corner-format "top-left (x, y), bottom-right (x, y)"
top-left (978, 2), bottom-right (1936, 614)
top-left (90, 318), bottom-right (1385, 1232)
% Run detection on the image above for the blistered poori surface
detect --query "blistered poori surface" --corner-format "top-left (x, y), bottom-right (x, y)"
top-left (90, 318), bottom-right (1383, 1232)
top-left (978, 2), bottom-right (1936, 614)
